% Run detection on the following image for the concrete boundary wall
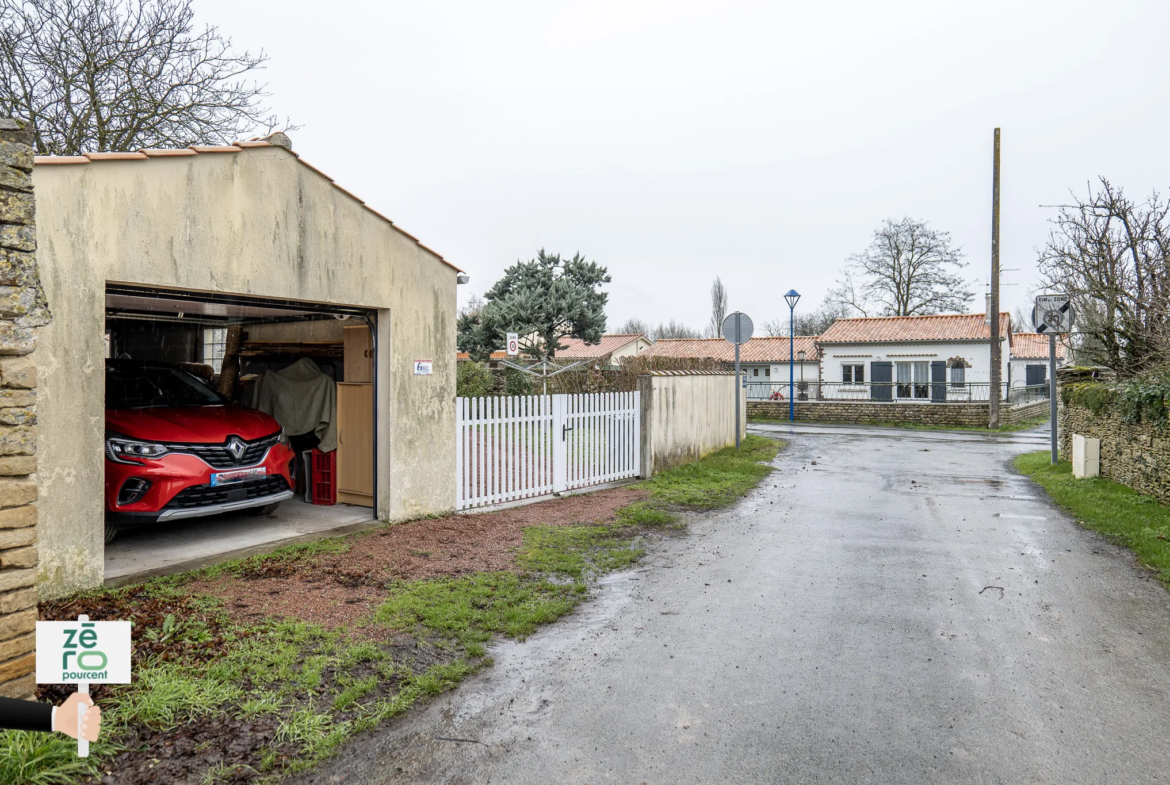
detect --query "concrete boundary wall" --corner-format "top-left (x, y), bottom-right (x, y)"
top-left (638, 371), bottom-right (745, 477)
top-left (747, 399), bottom-right (1049, 428)
top-left (0, 118), bottom-right (51, 699)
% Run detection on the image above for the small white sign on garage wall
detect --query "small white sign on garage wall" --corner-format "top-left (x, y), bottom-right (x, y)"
top-left (414, 360), bottom-right (433, 376)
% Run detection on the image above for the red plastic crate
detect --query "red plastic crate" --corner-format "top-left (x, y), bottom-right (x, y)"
top-left (311, 448), bottom-right (337, 505)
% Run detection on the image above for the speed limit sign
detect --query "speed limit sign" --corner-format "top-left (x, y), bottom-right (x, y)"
top-left (506, 332), bottom-right (519, 356)
top-left (1033, 295), bottom-right (1072, 334)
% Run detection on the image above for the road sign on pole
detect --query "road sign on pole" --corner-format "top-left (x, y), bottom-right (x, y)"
top-left (1033, 295), bottom-right (1072, 334)
top-left (721, 312), bottom-right (754, 449)
top-left (506, 333), bottom-right (519, 356)
top-left (1033, 294), bottom-right (1072, 465)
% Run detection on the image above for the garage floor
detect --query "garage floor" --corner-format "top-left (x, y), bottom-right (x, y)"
top-left (105, 497), bottom-right (373, 583)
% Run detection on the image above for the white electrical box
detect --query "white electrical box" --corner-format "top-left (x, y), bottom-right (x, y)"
top-left (1072, 434), bottom-right (1100, 479)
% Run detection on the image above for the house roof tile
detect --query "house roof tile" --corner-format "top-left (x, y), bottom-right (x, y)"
top-left (1012, 332), bottom-right (1069, 360)
top-left (33, 138), bottom-right (461, 272)
top-left (554, 334), bottom-right (646, 359)
top-left (817, 313), bottom-right (1011, 344)
top-left (639, 336), bottom-right (820, 363)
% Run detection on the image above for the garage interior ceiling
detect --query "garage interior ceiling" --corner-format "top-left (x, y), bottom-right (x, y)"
top-left (105, 284), bottom-right (372, 325)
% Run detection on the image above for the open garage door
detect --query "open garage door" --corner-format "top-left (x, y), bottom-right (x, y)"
top-left (103, 284), bottom-right (378, 582)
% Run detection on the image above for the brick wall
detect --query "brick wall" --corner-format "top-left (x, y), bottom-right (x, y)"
top-left (0, 118), bottom-right (50, 699)
top-left (1057, 375), bottom-right (1170, 506)
top-left (747, 399), bottom-right (1049, 428)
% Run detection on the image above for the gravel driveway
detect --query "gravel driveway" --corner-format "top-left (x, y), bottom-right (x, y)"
top-left (298, 422), bottom-right (1170, 784)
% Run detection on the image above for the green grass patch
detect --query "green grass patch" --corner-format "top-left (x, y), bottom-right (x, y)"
top-left (374, 572), bottom-right (584, 648)
top-left (0, 729), bottom-right (115, 785)
top-left (1015, 451), bottom-right (1170, 587)
top-left (518, 525), bottom-right (645, 578)
top-left (640, 434), bottom-right (780, 509)
top-left (749, 415), bottom-right (1050, 433)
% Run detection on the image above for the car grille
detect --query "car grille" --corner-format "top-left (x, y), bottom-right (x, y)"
top-left (164, 476), bottom-right (290, 509)
top-left (165, 432), bottom-right (281, 469)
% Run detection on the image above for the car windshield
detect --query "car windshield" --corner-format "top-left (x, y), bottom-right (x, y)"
top-left (106, 362), bottom-right (225, 409)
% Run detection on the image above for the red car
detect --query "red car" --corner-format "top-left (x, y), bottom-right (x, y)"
top-left (104, 360), bottom-right (296, 542)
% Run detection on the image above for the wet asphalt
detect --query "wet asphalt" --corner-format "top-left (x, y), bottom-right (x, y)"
top-left (301, 422), bottom-right (1170, 784)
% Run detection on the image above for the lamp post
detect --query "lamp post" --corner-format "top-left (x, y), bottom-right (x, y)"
top-left (784, 290), bottom-right (800, 421)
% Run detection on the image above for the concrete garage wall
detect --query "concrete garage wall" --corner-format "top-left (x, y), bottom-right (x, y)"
top-left (638, 371), bottom-right (745, 476)
top-left (0, 118), bottom-right (51, 697)
top-left (748, 399), bottom-right (1049, 427)
top-left (32, 142), bottom-right (459, 597)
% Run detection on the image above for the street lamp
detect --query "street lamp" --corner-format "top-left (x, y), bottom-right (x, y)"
top-left (784, 290), bottom-right (800, 421)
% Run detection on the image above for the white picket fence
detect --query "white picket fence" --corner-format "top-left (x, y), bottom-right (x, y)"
top-left (456, 392), bottom-right (641, 511)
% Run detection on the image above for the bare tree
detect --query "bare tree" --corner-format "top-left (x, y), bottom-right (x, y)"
top-left (1038, 178), bottom-right (1170, 375)
top-left (614, 317), bottom-right (653, 337)
top-left (0, 0), bottom-right (291, 154)
top-left (458, 294), bottom-right (485, 319)
top-left (707, 276), bottom-right (728, 337)
top-left (654, 320), bottom-right (702, 339)
top-left (828, 218), bottom-right (973, 316)
top-left (764, 299), bottom-right (851, 337)
top-left (1012, 303), bottom-right (1033, 333)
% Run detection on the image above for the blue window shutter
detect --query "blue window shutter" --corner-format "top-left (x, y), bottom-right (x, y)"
top-left (871, 362), bottom-right (892, 401)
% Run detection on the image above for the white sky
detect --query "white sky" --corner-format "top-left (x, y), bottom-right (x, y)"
top-left (198, 0), bottom-right (1170, 333)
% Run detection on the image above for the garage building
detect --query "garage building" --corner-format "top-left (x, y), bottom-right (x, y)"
top-left (33, 134), bottom-right (459, 598)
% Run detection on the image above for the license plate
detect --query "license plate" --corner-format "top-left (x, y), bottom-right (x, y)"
top-left (210, 467), bottom-right (266, 486)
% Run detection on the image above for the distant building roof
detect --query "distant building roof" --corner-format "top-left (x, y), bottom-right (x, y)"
top-left (639, 336), bottom-right (820, 363)
top-left (456, 333), bottom-right (647, 362)
top-left (817, 313), bottom-right (1011, 344)
top-left (553, 334), bottom-right (647, 359)
top-left (1012, 332), bottom-right (1069, 360)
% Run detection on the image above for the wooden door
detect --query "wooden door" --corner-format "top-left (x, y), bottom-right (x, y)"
top-left (337, 382), bottom-right (374, 506)
top-left (344, 325), bottom-right (373, 383)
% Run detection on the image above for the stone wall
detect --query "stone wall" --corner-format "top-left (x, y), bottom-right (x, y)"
top-left (747, 399), bottom-right (1049, 428)
top-left (1057, 375), bottom-right (1170, 505)
top-left (0, 118), bottom-right (49, 699)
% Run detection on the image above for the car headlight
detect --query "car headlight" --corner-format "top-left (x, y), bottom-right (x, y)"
top-left (106, 436), bottom-right (169, 463)
top-left (277, 428), bottom-right (289, 446)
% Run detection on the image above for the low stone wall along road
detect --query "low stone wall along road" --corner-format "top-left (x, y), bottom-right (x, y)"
top-left (298, 421), bottom-right (1170, 784)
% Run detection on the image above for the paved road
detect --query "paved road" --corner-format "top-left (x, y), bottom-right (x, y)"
top-left (303, 423), bottom-right (1170, 784)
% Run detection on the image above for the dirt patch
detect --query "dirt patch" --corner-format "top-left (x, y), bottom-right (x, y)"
top-left (37, 590), bottom-right (239, 707)
top-left (195, 487), bottom-right (648, 632)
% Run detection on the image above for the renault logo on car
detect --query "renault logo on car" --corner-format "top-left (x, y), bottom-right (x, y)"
top-left (226, 436), bottom-right (247, 462)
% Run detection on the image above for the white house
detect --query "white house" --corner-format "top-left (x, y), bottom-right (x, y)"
top-left (1009, 333), bottom-right (1070, 388)
top-left (815, 313), bottom-right (1011, 402)
top-left (639, 337), bottom-right (821, 398)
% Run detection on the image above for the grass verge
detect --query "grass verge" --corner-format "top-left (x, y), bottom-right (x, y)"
top-left (1015, 451), bottom-right (1170, 587)
top-left (23, 434), bottom-right (783, 785)
top-left (749, 415), bottom-right (1050, 433)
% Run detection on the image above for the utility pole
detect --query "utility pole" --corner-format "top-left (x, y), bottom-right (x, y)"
top-left (988, 128), bottom-right (1002, 429)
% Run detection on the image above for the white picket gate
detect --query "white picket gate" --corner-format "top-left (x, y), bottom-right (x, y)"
top-left (456, 392), bottom-right (641, 511)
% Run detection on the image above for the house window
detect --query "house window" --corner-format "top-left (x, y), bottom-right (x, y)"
top-left (752, 368), bottom-right (759, 376)
top-left (950, 365), bottom-right (965, 387)
top-left (896, 361), bottom-right (930, 399)
top-left (842, 364), bottom-right (865, 384)
top-left (203, 328), bottom-right (227, 373)
top-left (765, 367), bottom-right (770, 377)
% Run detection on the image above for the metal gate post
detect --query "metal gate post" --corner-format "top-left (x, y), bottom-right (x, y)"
top-left (552, 394), bottom-right (568, 493)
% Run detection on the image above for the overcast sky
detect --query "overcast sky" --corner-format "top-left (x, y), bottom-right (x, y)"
top-left (199, 0), bottom-right (1170, 334)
